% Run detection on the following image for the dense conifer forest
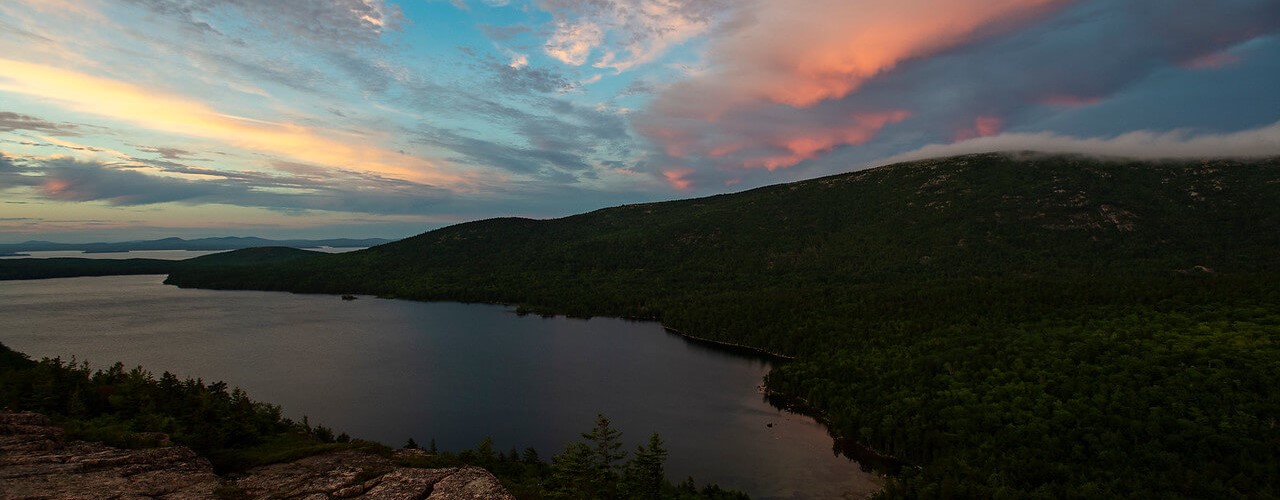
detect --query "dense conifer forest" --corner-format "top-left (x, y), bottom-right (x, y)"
top-left (0, 247), bottom-right (321, 281)
top-left (17, 152), bottom-right (1280, 497)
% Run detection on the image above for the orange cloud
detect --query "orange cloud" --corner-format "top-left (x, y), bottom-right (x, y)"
top-left (639, 108), bottom-right (911, 172)
top-left (745, 110), bottom-right (911, 170)
top-left (40, 179), bottom-right (70, 197)
top-left (662, 167), bottom-right (694, 191)
top-left (0, 58), bottom-right (462, 186)
top-left (672, 0), bottom-right (1067, 115)
top-left (636, 0), bottom-right (1067, 176)
top-left (954, 115), bottom-right (1004, 141)
top-left (644, 126), bottom-right (695, 158)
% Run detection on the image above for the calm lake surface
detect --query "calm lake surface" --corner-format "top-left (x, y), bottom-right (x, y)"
top-left (0, 275), bottom-right (881, 499)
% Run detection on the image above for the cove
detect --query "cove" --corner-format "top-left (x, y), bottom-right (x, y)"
top-left (0, 275), bottom-right (882, 499)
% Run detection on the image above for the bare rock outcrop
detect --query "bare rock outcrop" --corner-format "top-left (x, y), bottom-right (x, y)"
top-left (0, 411), bottom-right (514, 500)
top-left (230, 450), bottom-right (513, 500)
top-left (0, 411), bottom-right (221, 499)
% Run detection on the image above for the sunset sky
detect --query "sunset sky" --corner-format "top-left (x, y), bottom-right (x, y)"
top-left (2, 0), bottom-right (1278, 242)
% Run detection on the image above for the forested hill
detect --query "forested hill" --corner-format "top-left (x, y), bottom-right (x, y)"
top-left (166, 152), bottom-right (1280, 498)
top-left (0, 247), bottom-right (322, 281)
top-left (166, 152), bottom-right (1279, 320)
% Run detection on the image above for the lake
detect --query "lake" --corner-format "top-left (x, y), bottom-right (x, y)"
top-left (0, 275), bottom-right (881, 499)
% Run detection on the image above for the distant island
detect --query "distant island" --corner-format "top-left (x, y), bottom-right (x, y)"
top-left (0, 236), bottom-right (392, 254)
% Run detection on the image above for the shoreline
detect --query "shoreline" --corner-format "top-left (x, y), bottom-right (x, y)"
top-left (188, 278), bottom-right (906, 480)
top-left (761, 390), bottom-right (910, 477)
top-left (653, 309), bottom-right (909, 478)
top-left (660, 326), bottom-right (796, 361)
top-left (17, 272), bottom-right (903, 483)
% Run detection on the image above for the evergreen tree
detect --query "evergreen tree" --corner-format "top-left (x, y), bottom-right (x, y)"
top-left (404, 437), bottom-right (419, 449)
top-left (623, 433), bottom-right (668, 499)
top-left (551, 441), bottom-right (597, 499)
top-left (584, 414), bottom-right (626, 472)
top-left (476, 436), bottom-right (496, 466)
top-left (522, 447), bottom-right (541, 465)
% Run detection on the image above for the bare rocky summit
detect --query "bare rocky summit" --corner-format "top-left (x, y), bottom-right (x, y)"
top-left (231, 450), bottom-right (515, 499)
top-left (0, 411), bottom-right (514, 500)
top-left (0, 411), bottom-right (219, 499)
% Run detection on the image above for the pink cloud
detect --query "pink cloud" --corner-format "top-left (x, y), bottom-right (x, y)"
top-left (635, 0), bottom-right (1067, 178)
top-left (744, 111), bottom-right (911, 170)
top-left (639, 109), bottom-right (910, 172)
top-left (40, 179), bottom-right (72, 198)
top-left (1181, 51), bottom-right (1242, 70)
top-left (654, 0), bottom-right (1068, 118)
top-left (643, 126), bottom-right (695, 158)
top-left (545, 21), bottom-right (603, 66)
top-left (954, 115), bottom-right (1004, 141)
top-left (662, 167), bottom-right (694, 191)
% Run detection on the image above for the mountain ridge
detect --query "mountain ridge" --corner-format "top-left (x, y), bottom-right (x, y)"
top-left (167, 151), bottom-right (1279, 298)
top-left (69, 152), bottom-right (1280, 496)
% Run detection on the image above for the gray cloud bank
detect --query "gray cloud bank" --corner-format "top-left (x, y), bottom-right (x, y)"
top-left (0, 111), bottom-right (80, 136)
top-left (0, 153), bottom-right (452, 215)
top-left (878, 120), bottom-right (1280, 166)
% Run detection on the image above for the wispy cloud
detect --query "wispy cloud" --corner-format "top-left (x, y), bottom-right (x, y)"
top-left (0, 58), bottom-right (460, 185)
top-left (133, 145), bottom-right (200, 160)
top-left (539, 0), bottom-right (728, 71)
top-left (0, 153), bottom-right (455, 215)
top-left (545, 20), bottom-right (603, 66)
top-left (121, 0), bottom-right (404, 45)
top-left (0, 111), bottom-right (80, 136)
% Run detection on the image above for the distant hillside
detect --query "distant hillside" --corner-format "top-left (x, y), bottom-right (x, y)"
top-left (0, 247), bottom-right (324, 281)
top-left (168, 152), bottom-right (1278, 303)
top-left (161, 152), bottom-right (1280, 497)
top-left (178, 246), bottom-right (326, 267)
top-left (0, 258), bottom-right (174, 281)
top-left (0, 236), bottom-right (390, 254)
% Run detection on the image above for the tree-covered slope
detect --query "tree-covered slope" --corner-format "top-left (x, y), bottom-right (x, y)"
top-left (165, 152), bottom-right (1280, 498)
top-left (0, 247), bottom-right (324, 281)
top-left (0, 258), bottom-right (174, 280)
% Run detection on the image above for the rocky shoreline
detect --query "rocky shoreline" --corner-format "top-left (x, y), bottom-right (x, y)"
top-left (0, 411), bottom-right (514, 499)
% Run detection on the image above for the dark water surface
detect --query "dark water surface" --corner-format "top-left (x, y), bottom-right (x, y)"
top-left (0, 275), bottom-right (881, 499)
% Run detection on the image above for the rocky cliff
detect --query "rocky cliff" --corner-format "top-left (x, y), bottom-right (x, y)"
top-left (0, 411), bottom-right (514, 500)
